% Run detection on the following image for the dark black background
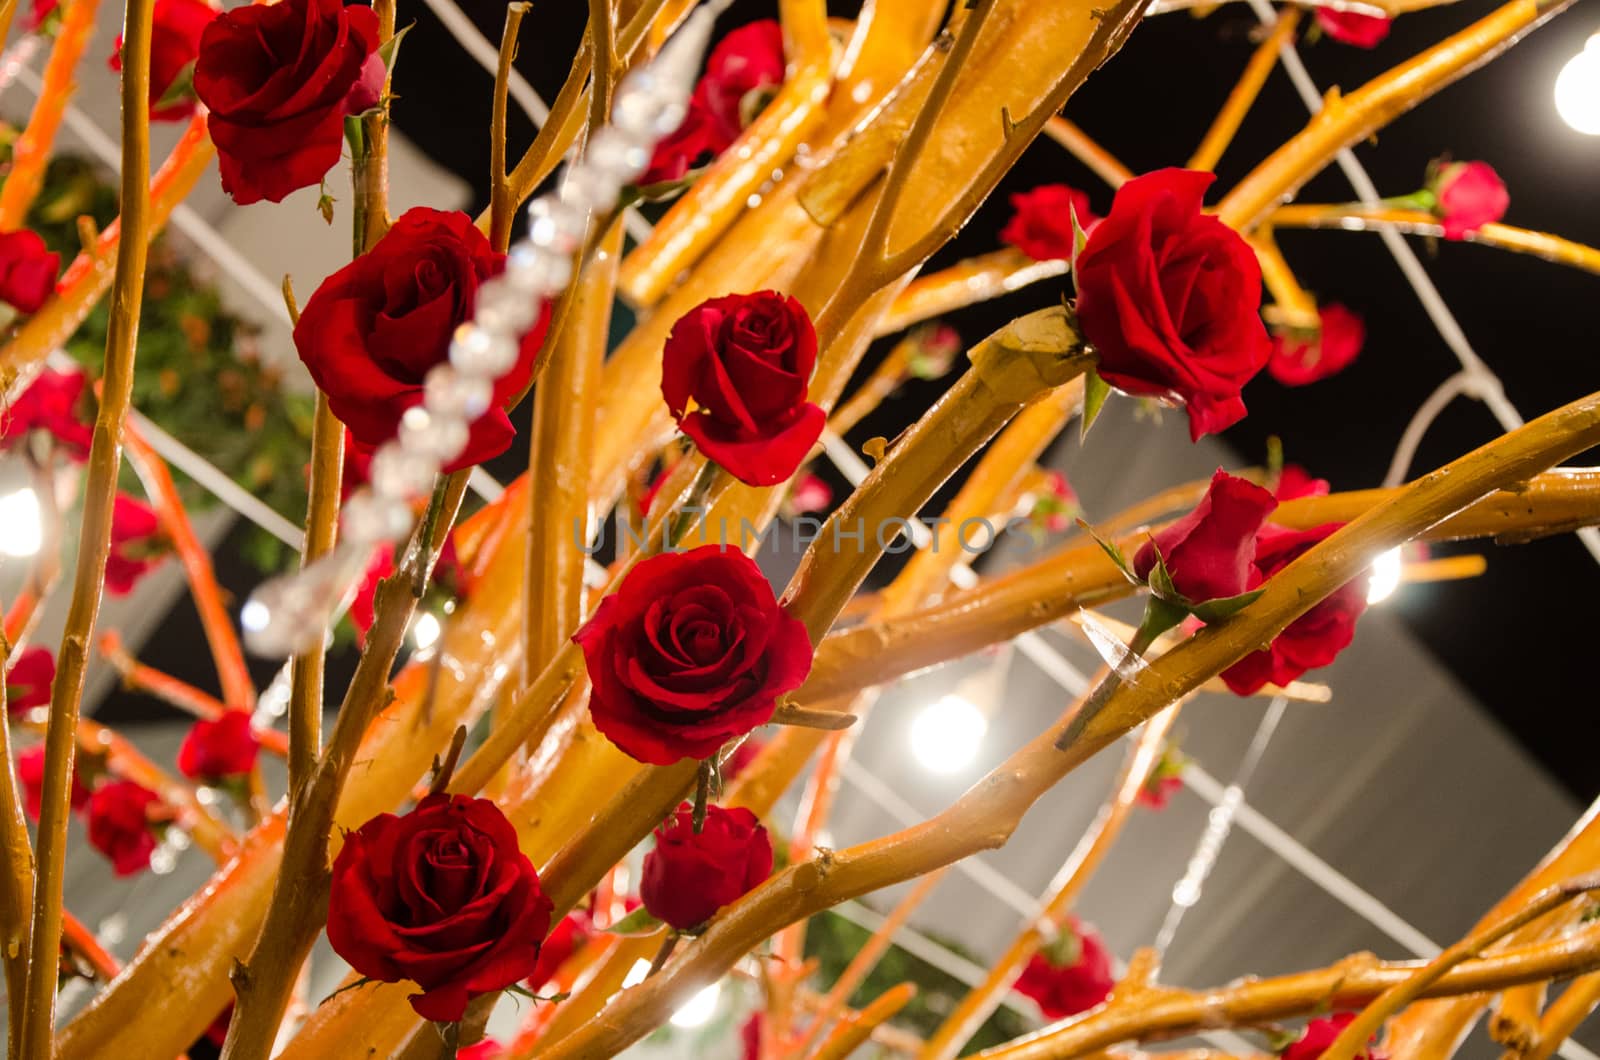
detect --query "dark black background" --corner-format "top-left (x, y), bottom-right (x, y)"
top-left (121, 1), bottom-right (1600, 811)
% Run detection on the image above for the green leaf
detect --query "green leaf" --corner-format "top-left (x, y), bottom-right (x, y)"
top-left (1080, 364), bottom-right (1110, 440)
top-left (605, 906), bottom-right (665, 937)
top-left (376, 21), bottom-right (415, 74)
top-left (1068, 201), bottom-right (1090, 275)
top-left (1189, 587), bottom-right (1265, 624)
top-left (1077, 518), bottom-right (1139, 586)
top-left (317, 192), bottom-right (336, 226)
top-left (153, 60), bottom-right (196, 113)
top-left (1138, 595), bottom-right (1190, 643)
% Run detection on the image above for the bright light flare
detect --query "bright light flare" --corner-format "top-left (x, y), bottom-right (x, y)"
top-left (669, 980), bottom-right (721, 1028)
top-left (910, 693), bottom-right (988, 774)
top-left (1367, 547), bottom-right (1403, 605)
top-left (1555, 35), bottom-right (1600, 135)
top-left (0, 489), bottom-right (42, 557)
top-left (411, 612), bottom-right (442, 650)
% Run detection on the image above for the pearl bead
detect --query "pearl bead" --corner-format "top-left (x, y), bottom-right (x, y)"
top-left (399, 405), bottom-right (470, 464)
top-left (424, 365), bottom-right (492, 420)
top-left (370, 447), bottom-right (438, 499)
top-left (450, 323), bottom-right (520, 376)
top-left (343, 492), bottom-right (414, 543)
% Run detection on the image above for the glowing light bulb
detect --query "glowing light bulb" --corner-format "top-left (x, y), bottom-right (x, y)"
top-left (670, 980), bottom-right (721, 1028)
top-left (0, 489), bottom-right (42, 557)
top-left (412, 612), bottom-right (442, 650)
top-left (910, 694), bottom-right (987, 774)
top-left (1367, 547), bottom-right (1403, 605)
top-left (1555, 35), bottom-right (1600, 135)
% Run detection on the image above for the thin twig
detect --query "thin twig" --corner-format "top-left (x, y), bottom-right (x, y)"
top-left (1188, 8), bottom-right (1300, 172)
top-left (490, 3), bottom-right (531, 250)
top-left (0, 0), bottom-right (103, 228)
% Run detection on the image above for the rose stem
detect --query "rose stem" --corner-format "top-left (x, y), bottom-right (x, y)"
top-left (0, 0), bottom-right (102, 229)
top-left (1187, 7), bottom-right (1300, 172)
top-left (534, 385), bottom-right (1600, 1060)
top-left (287, 275), bottom-right (343, 794)
top-left (922, 702), bottom-right (1183, 1060)
top-left (60, 909), bottom-right (118, 983)
top-left (586, 0), bottom-right (615, 139)
top-left (616, 0), bottom-right (833, 308)
top-left (98, 631), bottom-right (291, 758)
top-left (1270, 205), bottom-right (1600, 276)
top-left (14, 0), bottom-right (152, 1046)
top-left (1324, 875), bottom-right (1600, 1060)
top-left (488, 2), bottom-right (530, 252)
top-left (354, 0), bottom-right (396, 251)
top-left (1249, 231), bottom-right (1321, 330)
top-left (123, 428), bottom-right (256, 713)
top-left (873, 251), bottom-right (1068, 340)
top-left (0, 636), bottom-right (32, 1037)
top-left (1042, 116), bottom-right (1133, 189)
top-left (1216, 0), bottom-right (1576, 233)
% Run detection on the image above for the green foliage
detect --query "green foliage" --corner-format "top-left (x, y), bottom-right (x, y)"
top-left (24, 152), bottom-right (314, 572)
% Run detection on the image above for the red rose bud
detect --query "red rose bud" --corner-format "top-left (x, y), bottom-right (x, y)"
top-left (17, 744), bottom-right (92, 820)
top-left (660, 290), bottom-right (825, 486)
top-left (0, 229), bottom-right (61, 314)
top-left (106, 494), bottom-right (169, 596)
top-left (193, 0), bottom-right (380, 204)
top-left (574, 546), bottom-right (813, 764)
top-left (1431, 161), bottom-right (1509, 240)
top-left (640, 102), bottom-right (717, 186)
top-left (1267, 304), bottom-right (1365, 387)
top-left (86, 780), bottom-right (163, 876)
top-left (1132, 469), bottom-right (1278, 604)
top-left (177, 711), bottom-right (261, 781)
top-left (527, 911), bottom-right (592, 991)
top-left (640, 802), bottom-right (773, 931)
top-left (904, 322), bottom-right (963, 380)
top-left (1282, 1013), bottom-right (1386, 1060)
top-left (110, 0), bottom-right (215, 121)
top-left (294, 208), bottom-right (551, 470)
top-left (783, 473), bottom-right (833, 518)
top-left (1075, 169), bottom-right (1271, 441)
top-left (5, 646), bottom-right (55, 714)
top-left (1014, 917), bottom-right (1115, 1020)
top-left (27, 0), bottom-right (57, 30)
top-left (1221, 522), bottom-right (1368, 695)
top-left (693, 20), bottom-right (787, 147)
top-left (1315, 8), bottom-right (1391, 48)
top-left (327, 794), bottom-right (555, 1023)
top-left (1274, 463), bottom-right (1330, 501)
top-left (1031, 470), bottom-right (1079, 534)
top-left (1137, 773), bottom-right (1183, 810)
top-left (1, 367), bottom-right (93, 460)
top-left (1001, 184), bottom-right (1099, 262)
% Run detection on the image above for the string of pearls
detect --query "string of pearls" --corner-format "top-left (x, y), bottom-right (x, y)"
top-left (242, 0), bottom-right (730, 657)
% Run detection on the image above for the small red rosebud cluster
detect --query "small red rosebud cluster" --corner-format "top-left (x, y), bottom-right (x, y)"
top-left (1267, 304), bottom-right (1366, 387)
top-left (1315, 8), bottom-right (1392, 48)
top-left (86, 780), bottom-right (165, 877)
top-left (1001, 184), bottom-right (1099, 262)
top-left (177, 711), bottom-right (261, 783)
top-left (1, 368), bottom-right (93, 461)
top-left (640, 802), bottom-right (773, 931)
top-left (1430, 161), bottom-right (1510, 240)
top-left (106, 495), bottom-right (171, 596)
top-left (1014, 917), bottom-right (1115, 1020)
top-left (0, 229), bottom-right (61, 315)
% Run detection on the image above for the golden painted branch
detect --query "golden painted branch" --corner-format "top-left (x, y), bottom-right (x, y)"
top-left (1043, 117), bottom-right (1132, 189)
top-left (921, 703), bottom-right (1184, 1060)
top-left (356, 0), bottom-right (396, 250)
top-left (586, 0), bottom-right (615, 141)
top-left (16, 0), bottom-right (152, 1047)
top-left (1188, 7), bottom-right (1299, 172)
top-left (489, 2), bottom-right (530, 251)
top-left (976, 924), bottom-right (1600, 1060)
top-left (290, 392), bottom-right (343, 791)
top-left (1216, 0), bottom-right (1571, 231)
top-left (1325, 876), bottom-right (1600, 1060)
top-left (811, 982), bottom-right (917, 1060)
top-left (1270, 205), bottom-right (1600, 276)
top-left (876, 250), bottom-right (1069, 339)
top-left (219, 475), bottom-right (469, 1060)
top-left (0, 637), bottom-right (33, 1040)
top-left (1493, 981), bottom-right (1548, 1054)
top-left (1252, 231), bottom-right (1321, 330)
top-left (1515, 971), bottom-right (1600, 1060)
top-left (0, 114), bottom-right (212, 391)
top-left (0, 0), bottom-right (102, 228)
top-left (59, 910), bottom-right (117, 983)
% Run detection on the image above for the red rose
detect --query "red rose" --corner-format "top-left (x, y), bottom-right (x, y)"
top-left (1, 368), bottom-right (93, 460)
top-left (351, 537), bottom-right (461, 644)
top-left (1267, 304), bottom-right (1365, 386)
top-left (1033, 470), bottom-right (1079, 534)
top-left (341, 429), bottom-right (375, 500)
top-left (327, 793), bottom-right (555, 1022)
top-left (26, 0), bottom-right (56, 30)
top-left (456, 1041), bottom-right (503, 1060)
top-left (106, 495), bottom-right (168, 596)
top-left (660, 290), bottom-right (824, 487)
top-left (640, 103), bottom-right (716, 186)
top-left (110, 0), bottom-right (215, 121)
top-left (17, 744), bottom-right (92, 820)
top-left (1132, 469), bottom-right (1277, 603)
top-left (783, 473), bottom-right (833, 518)
top-left (5, 646), bottom-right (55, 713)
top-left (294, 208), bottom-right (551, 471)
top-left (573, 546), bottom-right (813, 764)
top-left (527, 910), bottom-right (591, 990)
top-left (1137, 773), bottom-right (1183, 810)
top-left (692, 20), bottom-right (786, 146)
top-left (0, 229), bottom-right (61, 314)
top-left (177, 711), bottom-right (260, 781)
top-left (1315, 9), bottom-right (1391, 48)
top-left (640, 802), bottom-right (772, 931)
top-left (86, 780), bottom-right (162, 876)
top-left (1283, 1013), bottom-right (1385, 1060)
top-left (1220, 522), bottom-right (1368, 695)
top-left (1431, 161), bottom-right (1509, 241)
top-left (1001, 184), bottom-right (1098, 262)
top-left (1074, 169), bottom-right (1270, 441)
top-left (1275, 464), bottom-right (1330, 501)
top-left (1014, 918), bottom-right (1114, 1020)
top-left (192, 0), bottom-right (381, 204)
